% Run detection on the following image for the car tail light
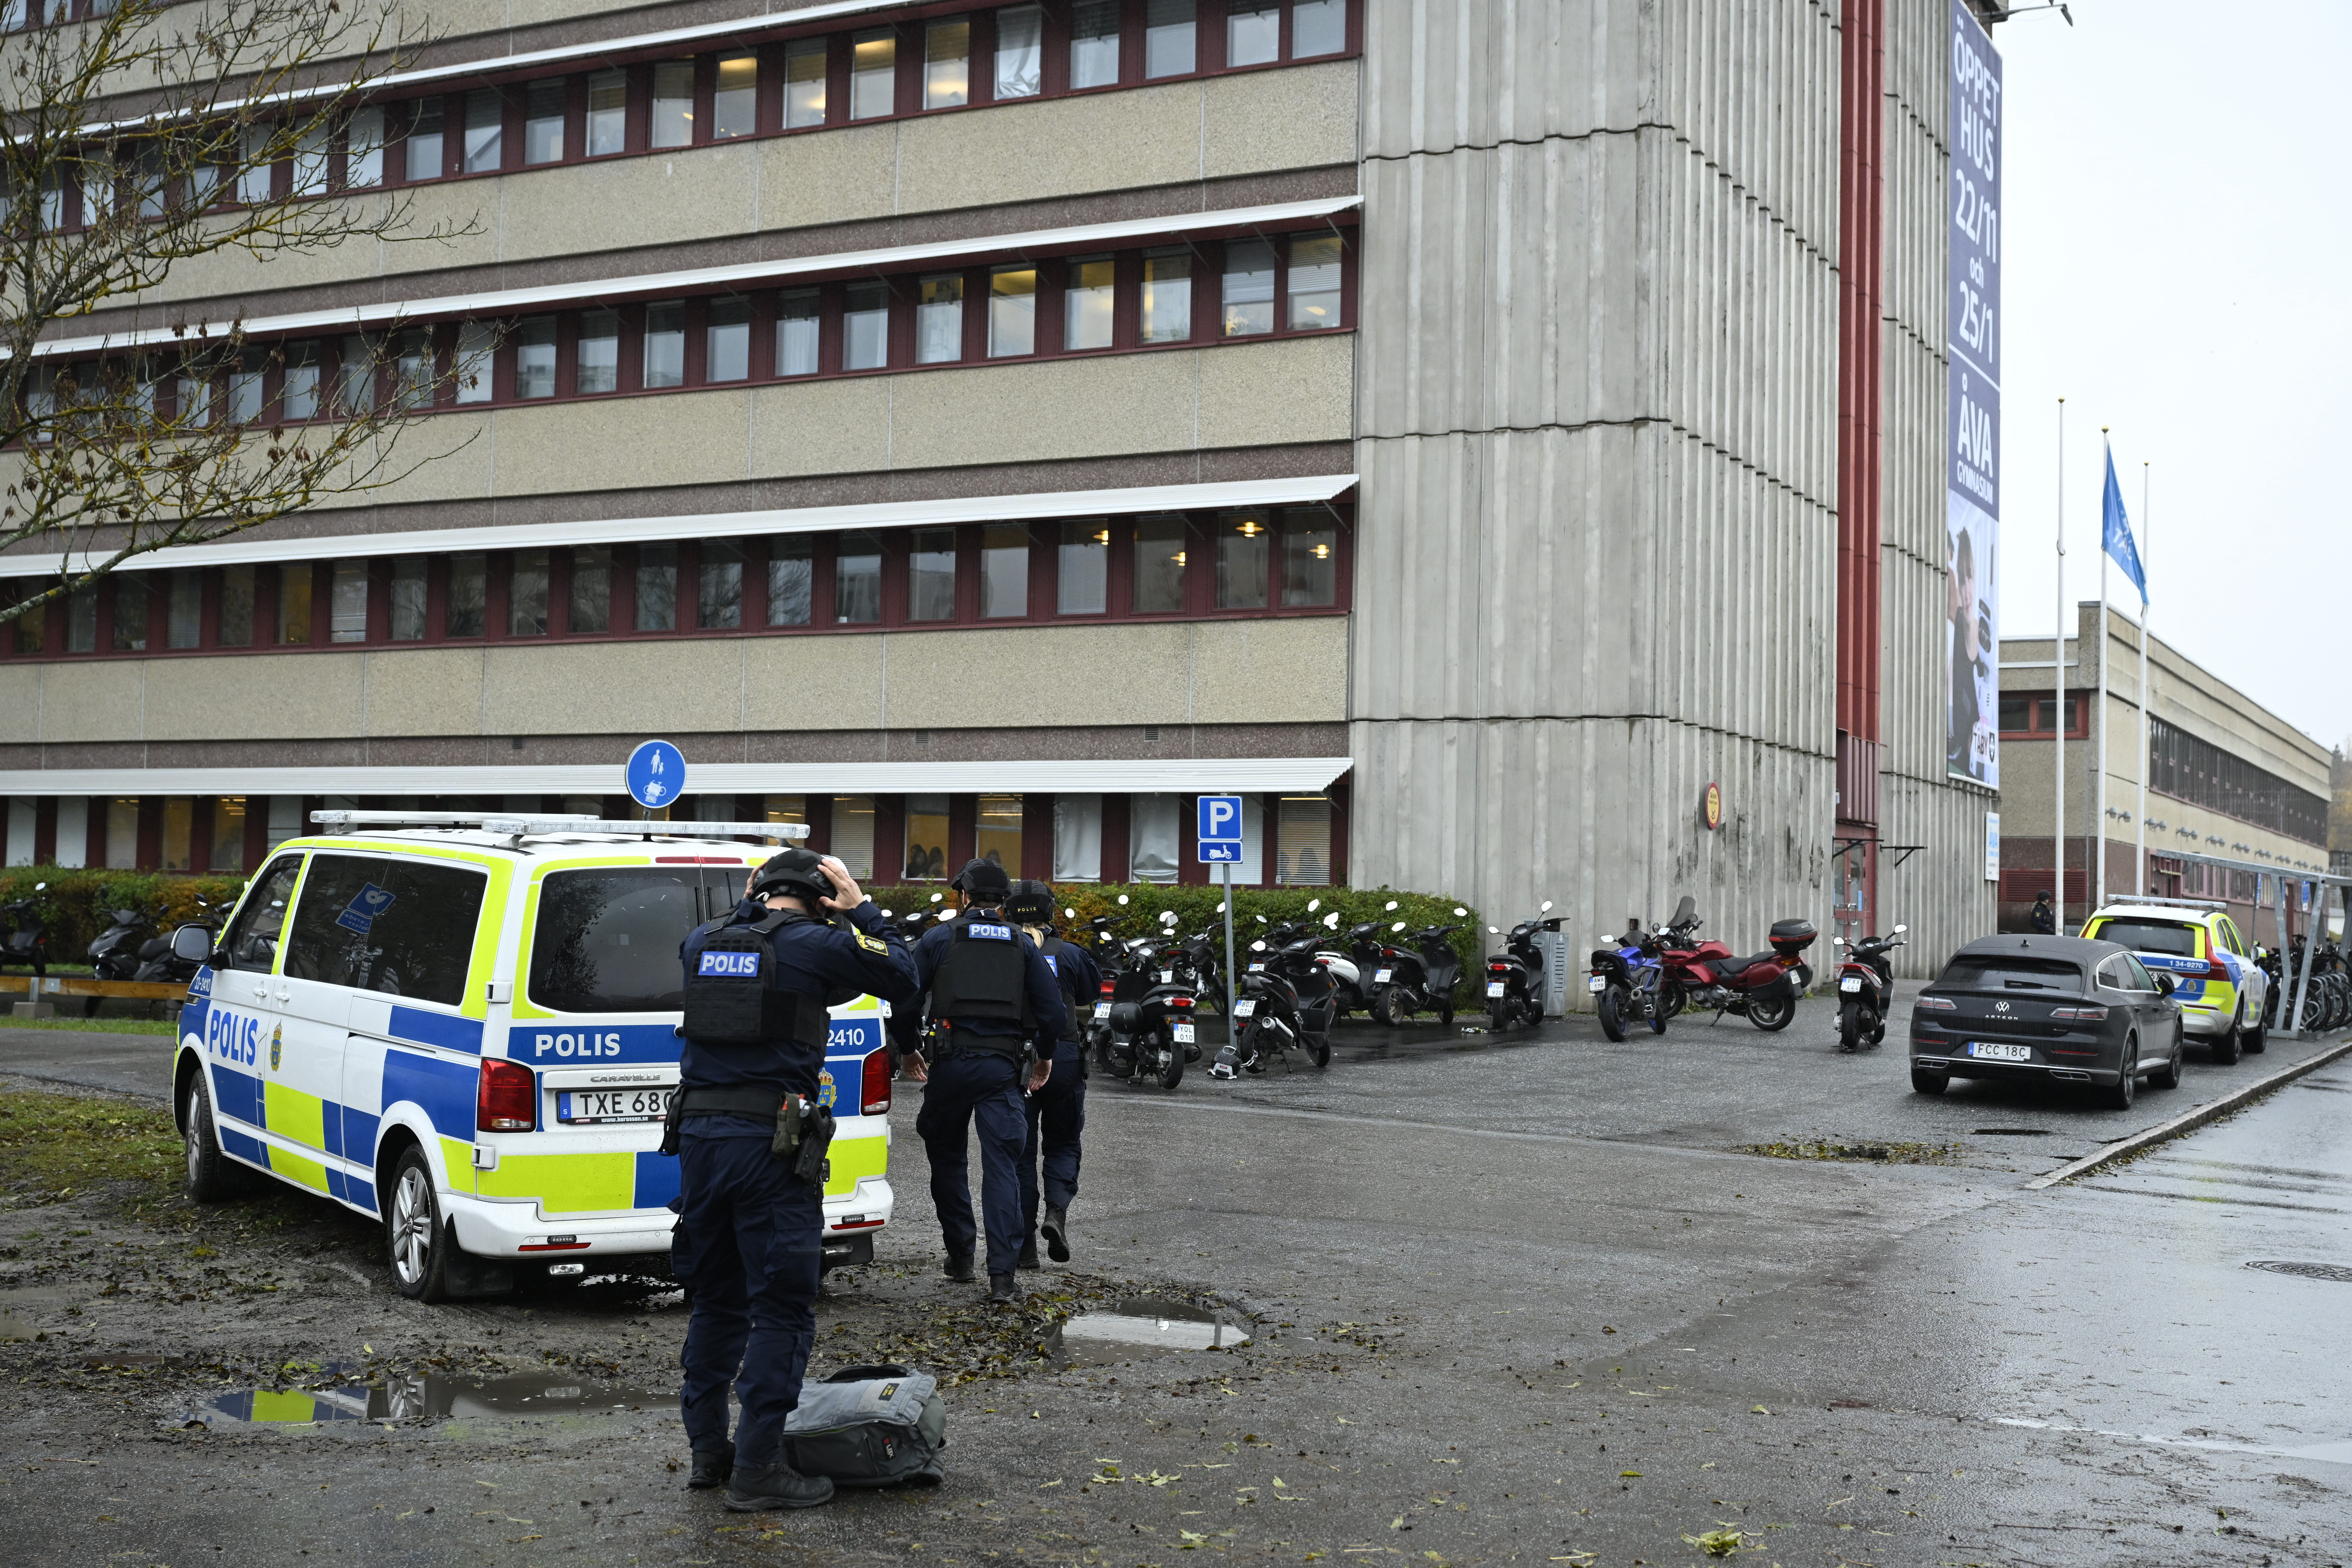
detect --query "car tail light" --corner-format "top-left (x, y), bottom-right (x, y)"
top-left (2052, 1005), bottom-right (2109, 1021)
top-left (477, 1060), bottom-right (536, 1132)
top-left (1915, 996), bottom-right (1956, 1010)
top-left (860, 1049), bottom-right (891, 1116)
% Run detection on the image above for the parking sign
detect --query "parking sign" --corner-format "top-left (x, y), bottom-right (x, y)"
top-left (1197, 794), bottom-right (1243, 864)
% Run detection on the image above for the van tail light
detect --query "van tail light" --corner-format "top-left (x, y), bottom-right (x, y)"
top-left (860, 1049), bottom-right (891, 1116)
top-left (2051, 1005), bottom-right (2110, 1021)
top-left (477, 1060), bottom-right (536, 1132)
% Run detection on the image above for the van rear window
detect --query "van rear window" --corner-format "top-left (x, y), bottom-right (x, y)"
top-left (2088, 918), bottom-right (2200, 957)
top-left (529, 867), bottom-right (748, 1013)
top-left (282, 854), bottom-right (487, 1007)
top-left (1935, 955), bottom-right (2083, 991)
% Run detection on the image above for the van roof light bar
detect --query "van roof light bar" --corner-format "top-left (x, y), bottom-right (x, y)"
top-left (309, 810), bottom-right (810, 841)
top-left (2102, 895), bottom-right (2228, 912)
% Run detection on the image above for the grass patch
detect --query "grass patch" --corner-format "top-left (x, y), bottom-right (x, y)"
top-left (0, 1090), bottom-right (183, 1204)
top-left (0, 1014), bottom-right (179, 1036)
top-left (1739, 1138), bottom-right (1960, 1166)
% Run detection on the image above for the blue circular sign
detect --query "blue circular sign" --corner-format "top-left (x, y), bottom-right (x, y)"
top-left (625, 740), bottom-right (688, 810)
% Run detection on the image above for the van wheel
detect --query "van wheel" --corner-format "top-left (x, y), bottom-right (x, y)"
top-left (386, 1148), bottom-right (455, 1303)
top-left (181, 1069), bottom-right (254, 1203)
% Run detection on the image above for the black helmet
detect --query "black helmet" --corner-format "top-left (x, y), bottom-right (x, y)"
top-left (750, 848), bottom-right (835, 904)
top-left (1005, 879), bottom-right (1053, 925)
top-left (952, 857), bottom-right (1012, 901)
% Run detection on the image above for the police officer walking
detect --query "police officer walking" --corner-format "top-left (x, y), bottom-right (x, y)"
top-left (1006, 879), bottom-right (1095, 1269)
top-left (2030, 890), bottom-right (2056, 935)
top-left (898, 859), bottom-right (1064, 1303)
top-left (670, 847), bottom-right (917, 1512)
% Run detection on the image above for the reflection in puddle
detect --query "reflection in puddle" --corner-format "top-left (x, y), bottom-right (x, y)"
top-left (185, 1369), bottom-right (672, 1426)
top-left (1047, 1297), bottom-right (1250, 1369)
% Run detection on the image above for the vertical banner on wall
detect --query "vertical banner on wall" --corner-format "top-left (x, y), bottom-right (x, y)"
top-left (1946, 0), bottom-right (2002, 787)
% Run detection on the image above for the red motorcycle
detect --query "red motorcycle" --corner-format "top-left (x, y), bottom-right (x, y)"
top-left (1653, 896), bottom-right (1816, 1032)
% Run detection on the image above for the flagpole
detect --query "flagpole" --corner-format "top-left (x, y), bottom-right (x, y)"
top-left (2055, 397), bottom-right (2067, 934)
top-left (2098, 428), bottom-right (2111, 914)
top-left (2137, 462), bottom-right (2151, 898)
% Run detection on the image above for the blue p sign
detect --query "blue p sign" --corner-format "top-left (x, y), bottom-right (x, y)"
top-left (1197, 794), bottom-right (1243, 863)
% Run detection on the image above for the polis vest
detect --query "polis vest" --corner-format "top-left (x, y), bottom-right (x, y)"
top-left (929, 917), bottom-right (1034, 1034)
top-left (681, 911), bottom-right (831, 1051)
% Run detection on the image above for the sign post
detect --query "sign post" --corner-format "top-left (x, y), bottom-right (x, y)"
top-left (1198, 796), bottom-right (1244, 1030)
top-left (625, 739), bottom-right (688, 813)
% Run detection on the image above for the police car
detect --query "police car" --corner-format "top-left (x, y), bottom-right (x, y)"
top-left (168, 811), bottom-right (895, 1301)
top-left (2077, 896), bottom-right (2268, 1064)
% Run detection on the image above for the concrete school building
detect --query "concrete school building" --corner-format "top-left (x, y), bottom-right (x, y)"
top-left (1995, 602), bottom-right (2333, 933)
top-left (0, 0), bottom-right (1999, 962)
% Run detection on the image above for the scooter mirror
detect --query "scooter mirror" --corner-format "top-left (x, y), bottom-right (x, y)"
top-left (1489, 926), bottom-right (1500, 935)
top-left (1540, 900), bottom-right (1554, 912)
top-left (1454, 907), bottom-right (1468, 917)
top-left (1385, 900), bottom-right (1399, 911)
top-left (1833, 936), bottom-right (1845, 946)
top-left (1392, 921), bottom-right (1406, 932)
top-left (930, 892), bottom-right (944, 903)
top-left (1893, 923), bottom-right (1909, 935)
top-left (1161, 911), bottom-right (1178, 924)
top-left (1324, 912), bottom-right (1339, 928)
top-left (1251, 940), bottom-right (1266, 952)
top-left (1215, 901), bottom-right (1227, 913)
top-left (33, 882), bottom-right (45, 891)
top-left (880, 909), bottom-right (893, 918)
top-left (1307, 898), bottom-right (1320, 912)
top-left (1117, 894), bottom-right (1130, 905)
top-left (1065, 907), bottom-right (1076, 919)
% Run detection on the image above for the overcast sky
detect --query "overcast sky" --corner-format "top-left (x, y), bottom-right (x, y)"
top-left (1993, 0), bottom-right (2352, 752)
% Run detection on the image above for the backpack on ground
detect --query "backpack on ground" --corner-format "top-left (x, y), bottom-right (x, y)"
top-left (781, 1363), bottom-right (948, 1487)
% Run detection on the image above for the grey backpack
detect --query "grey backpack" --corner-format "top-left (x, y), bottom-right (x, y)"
top-left (782, 1364), bottom-right (947, 1487)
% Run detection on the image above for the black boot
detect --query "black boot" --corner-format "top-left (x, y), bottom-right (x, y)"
top-left (724, 1453), bottom-right (835, 1512)
top-left (988, 1272), bottom-right (1020, 1304)
top-left (1017, 1239), bottom-right (1040, 1271)
top-left (943, 1252), bottom-right (975, 1283)
top-left (687, 1443), bottom-right (734, 1490)
top-left (1041, 1204), bottom-right (1071, 1263)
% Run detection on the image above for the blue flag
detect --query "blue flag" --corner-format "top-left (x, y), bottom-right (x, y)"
top-left (2102, 446), bottom-right (2147, 605)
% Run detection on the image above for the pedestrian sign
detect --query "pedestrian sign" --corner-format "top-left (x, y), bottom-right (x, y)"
top-left (1197, 794), bottom-right (1243, 863)
top-left (625, 739), bottom-right (688, 809)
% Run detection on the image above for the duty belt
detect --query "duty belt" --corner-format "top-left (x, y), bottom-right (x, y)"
top-left (673, 1086), bottom-right (787, 1120)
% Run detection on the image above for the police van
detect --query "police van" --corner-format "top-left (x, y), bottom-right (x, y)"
top-left (168, 811), bottom-right (895, 1301)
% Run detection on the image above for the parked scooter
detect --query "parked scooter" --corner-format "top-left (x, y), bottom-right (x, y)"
top-left (1832, 925), bottom-right (1908, 1052)
top-left (133, 895), bottom-right (218, 985)
top-left (87, 904), bottom-right (154, 983)
top-left (1589, 922), bottom-right (1668, 1042)
top-left (1653, 896), bottom-right (1817, 1032)
top-left (1215, 927), bottom-right (1336, 1076)
top-left (1365, 908), bottom-right (1471, 1027)
top-left (1482, 902), bottom-right (1562, 1032)
top-left (0, 883), bottom-right (51, 978)
top-left (1100, 923), bottom-right (1200, 1091)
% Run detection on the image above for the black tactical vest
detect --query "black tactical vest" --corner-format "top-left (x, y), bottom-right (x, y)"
top-left (929, 916), bottom-right (1034, 1031)
top-left (681, 911), bottom-right (831, 1050)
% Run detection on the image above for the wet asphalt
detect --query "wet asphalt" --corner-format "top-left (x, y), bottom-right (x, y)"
top-left (3, 998), bottom-right (2350, 1564)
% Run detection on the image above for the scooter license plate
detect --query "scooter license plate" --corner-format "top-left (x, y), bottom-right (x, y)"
top-left (1093, 1002), bottom-right (1111, 1020)
top-left (1172, 1022), bottom-right (1195, 1044)
top-left (1374, 968), bottom-right (1393, 984)
top-left (1249, 963), bottom-right (1266, 972)
top-left (1159, 970), bottom-right (1174, 983)
top-left (1587, 975), bottom-right (1606, 993)
top-left (1231, 1000), bottom-right (1257, 1018)
top-left (1486, 982), bottom-right (1507, 997)
top-left (1839, 976), bottom-right (1864, 993)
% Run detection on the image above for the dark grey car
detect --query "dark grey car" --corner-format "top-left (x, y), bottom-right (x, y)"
top-left (1908, 934), bottom-right (2185, 1110)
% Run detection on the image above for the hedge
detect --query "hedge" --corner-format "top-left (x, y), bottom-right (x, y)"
top-left (0, 868), bottom-right (250, 963)
top-left (862, 882), bottom-right (1485, 1001)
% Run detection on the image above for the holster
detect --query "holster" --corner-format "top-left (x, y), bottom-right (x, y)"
top-left (770, 1093), bottom-right (835, 1185)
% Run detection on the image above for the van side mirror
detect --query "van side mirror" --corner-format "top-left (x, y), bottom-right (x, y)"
top-left (169, 924), bottom-right (215, 964)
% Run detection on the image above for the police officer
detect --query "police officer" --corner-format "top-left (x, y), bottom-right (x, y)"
top-left (898, 858), bottom-right (1064, 1303)
top-left (2030, 890), bottom-right (2056, 935)
top-left (1006, 880), bottom-right (1096, 1269)
top-left (671, 848), bottom-right (917, 1513)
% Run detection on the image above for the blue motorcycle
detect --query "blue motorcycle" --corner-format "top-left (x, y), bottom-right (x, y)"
top-left (1588, 923), bottom-right (1668, 1042)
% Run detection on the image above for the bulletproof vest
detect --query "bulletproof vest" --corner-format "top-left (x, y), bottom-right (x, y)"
top-left (682, 911), bottom-right (831, 1051)
top-left (929, 916), bottom-right (1035, 1031)
top-left (1040, 936), bottom-right (1088, 1043)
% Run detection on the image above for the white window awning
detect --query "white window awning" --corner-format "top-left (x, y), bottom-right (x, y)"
top-left (0, 758), bottom-right (1353, 797)
top-left (0, 472), bottom-right (1356, 578)
top-left (27, 195), bottom-right (1363, 361)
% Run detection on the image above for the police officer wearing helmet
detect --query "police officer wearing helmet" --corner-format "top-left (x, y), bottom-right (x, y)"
top-left (1005, 879), bottom-right (1095, 1269)
top-left (671, 847), bottom-right (917, 1512)
top-left (899, 858), bottom-right (1064, 1303)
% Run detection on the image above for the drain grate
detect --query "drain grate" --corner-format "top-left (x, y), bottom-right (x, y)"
top-left (2246, 1260), bottom-right (2352, 1284)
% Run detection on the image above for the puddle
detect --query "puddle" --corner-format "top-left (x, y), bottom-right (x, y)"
top-left (0, 1312), bottom-right (38, 1342)
top-left (179, 1369), bottom-right (672, 1427)
top-left (1045, 1297), bottom-right (1250, 1369)
top-left (2246, 1259), bottom-right (2352, 1284)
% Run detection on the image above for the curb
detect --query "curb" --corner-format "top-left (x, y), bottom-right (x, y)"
top-left (2024, 1035), bottom-right (2352, 1190)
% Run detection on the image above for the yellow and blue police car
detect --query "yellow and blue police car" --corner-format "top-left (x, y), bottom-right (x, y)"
top-left (169, 811), bottom-right (895, 1300)
top-left (2078, 896), bottom-right (2267, 1064)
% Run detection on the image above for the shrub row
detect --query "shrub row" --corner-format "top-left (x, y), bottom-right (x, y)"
top-left (0, 868), bottom-right (248, 963)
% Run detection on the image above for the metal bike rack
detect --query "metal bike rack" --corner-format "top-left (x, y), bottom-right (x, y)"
top-left (2134, 850), bottom-right (2352, 1042)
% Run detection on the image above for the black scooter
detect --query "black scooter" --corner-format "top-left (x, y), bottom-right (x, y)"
top-left (1101, 948), bottom-right (1198, 1091)
top-left (88, 905), bottom-right (153, 982)
top-left (1215, 930), bottom-right (1335, 1077)
top-left (1483, 901), bottom-right (1562, 1032)
top-left (1367, 914), bottom-right (1470, 1028)
top-left (1832, 925), bottom-right (1907, 1052)
top-left (134, 895), bottom-right (217, 985)
top-left (0, 883), bottom-right (51, 978)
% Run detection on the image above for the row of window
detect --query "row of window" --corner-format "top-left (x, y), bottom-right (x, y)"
top-left (5, 788), bottom-right (1343, 888)
top-left (2148, 718), bottom-right (2328, 848)
top-left (25, 0), bottom-right (1353, 229)
top-left (20, 232), bottom-right (1353, 429)
top-left (5, 509), bottom-right (1348, 658)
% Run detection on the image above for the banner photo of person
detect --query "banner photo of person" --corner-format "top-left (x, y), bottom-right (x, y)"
top-left (1946, 492), bottom-right (1998, 787)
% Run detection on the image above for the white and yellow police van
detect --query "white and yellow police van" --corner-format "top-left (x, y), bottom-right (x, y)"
top-left (169, 811), bottom-right (895, 1301)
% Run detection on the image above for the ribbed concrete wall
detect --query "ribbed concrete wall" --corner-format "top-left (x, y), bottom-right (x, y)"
top-left (1351, 0), bottom-right (1845, 948)
top-left (1876, 0), bottom-right (1996, 972)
